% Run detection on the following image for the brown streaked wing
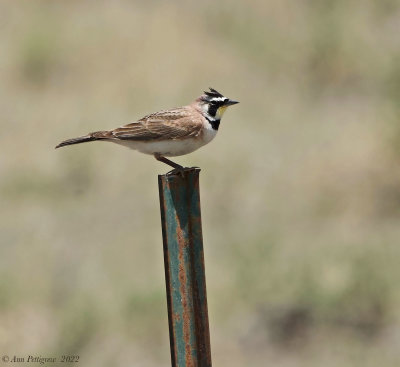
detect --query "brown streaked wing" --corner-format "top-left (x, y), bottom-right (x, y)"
top-left (111, 107), bottom-right (203, 141)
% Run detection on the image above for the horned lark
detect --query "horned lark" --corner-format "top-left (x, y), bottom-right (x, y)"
top-left (56, 88), bottom-right (238, 171)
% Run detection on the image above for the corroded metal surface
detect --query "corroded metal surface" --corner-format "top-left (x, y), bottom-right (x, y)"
top-left (158, 169), bottom-right (212, 367)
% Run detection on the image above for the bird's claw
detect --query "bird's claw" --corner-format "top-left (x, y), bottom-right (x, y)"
top-left (166, 166), bottom-right (200, 178)
top-left (166, 167), bottom-right (184, 177)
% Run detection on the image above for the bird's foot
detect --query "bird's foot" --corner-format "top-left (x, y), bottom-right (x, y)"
top-left (166, 166), bottom-right (200, 178)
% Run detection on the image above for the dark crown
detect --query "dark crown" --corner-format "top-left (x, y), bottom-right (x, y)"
top-left (200, 87), bottom-right (226, 102)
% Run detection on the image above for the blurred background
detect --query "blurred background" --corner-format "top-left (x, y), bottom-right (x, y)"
top-left (1, 0), bottom-right (400, 366)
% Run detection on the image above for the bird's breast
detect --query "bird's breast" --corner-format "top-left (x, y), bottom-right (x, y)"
top-left (113, 134), bottom-right (217, 157)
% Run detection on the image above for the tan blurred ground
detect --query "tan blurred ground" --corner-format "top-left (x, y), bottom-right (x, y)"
top-left (1, 1), bottom-right (400, 366)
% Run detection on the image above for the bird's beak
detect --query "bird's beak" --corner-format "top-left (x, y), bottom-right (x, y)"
top-left (225, 99), bottom-right (239, 106)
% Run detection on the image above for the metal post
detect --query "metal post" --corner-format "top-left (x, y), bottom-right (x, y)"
top-left (158, 168), bottom-right (212, 367)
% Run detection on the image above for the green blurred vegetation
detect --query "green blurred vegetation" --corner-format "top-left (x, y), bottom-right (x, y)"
top-left (1, 0), bottom-right (400, 366)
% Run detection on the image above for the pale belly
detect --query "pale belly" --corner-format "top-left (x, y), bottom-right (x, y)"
top-left (111, 127), bottom-right (217, 157)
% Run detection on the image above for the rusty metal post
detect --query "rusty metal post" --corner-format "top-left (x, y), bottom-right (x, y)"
top-left (158, 168), bottom-right (212, 367)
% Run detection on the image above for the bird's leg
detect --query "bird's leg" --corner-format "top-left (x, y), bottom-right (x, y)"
top-left (155, 154), bottom-right (187, 177)
top-left (154, 154), bottom-right (183, 169)
top-left (154, 154), bottom-right (199, 177)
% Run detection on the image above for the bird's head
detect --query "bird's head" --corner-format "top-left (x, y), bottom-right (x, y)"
top-left (196, 88), bottom-right (239, 121)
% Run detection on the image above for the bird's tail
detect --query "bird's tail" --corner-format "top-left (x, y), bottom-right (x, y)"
top-left (55, 131), bottom-right (111, 149)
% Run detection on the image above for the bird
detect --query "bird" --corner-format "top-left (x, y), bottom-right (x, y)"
top-left (56, 88), bottom-right (239, 172)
